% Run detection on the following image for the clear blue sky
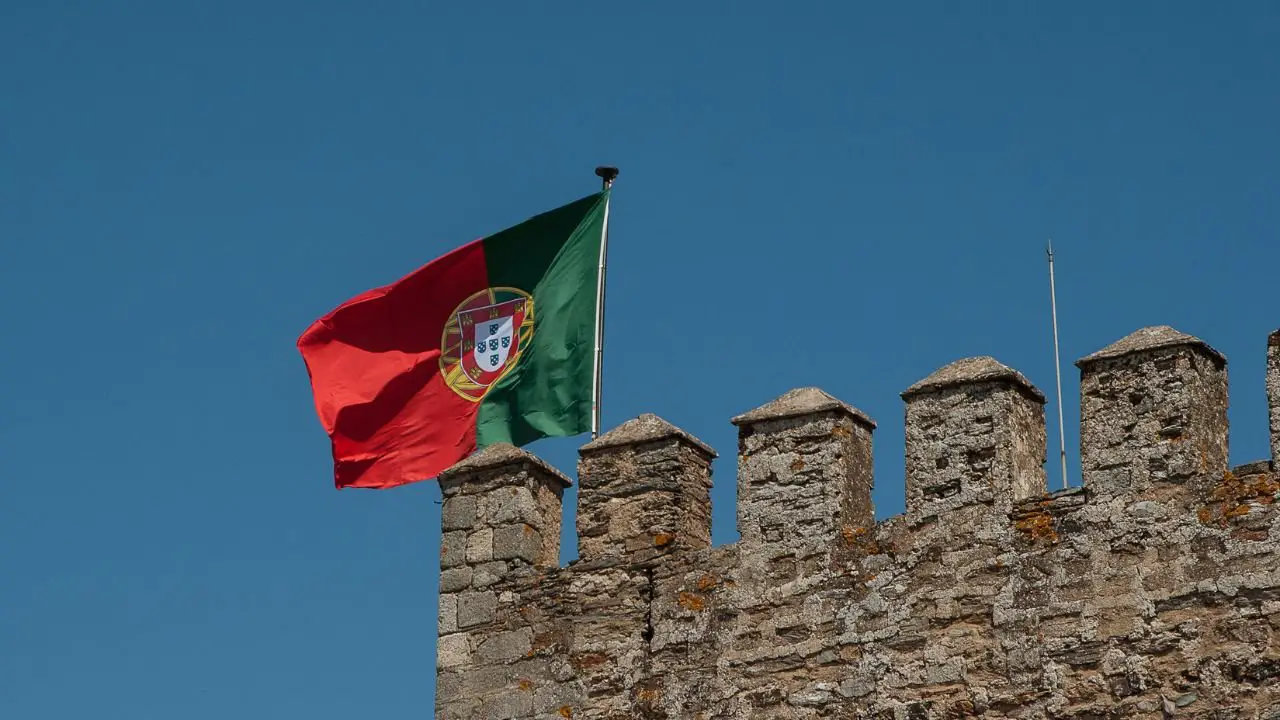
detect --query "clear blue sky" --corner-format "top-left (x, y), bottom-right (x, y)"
top-left (3, 2), bottom-right (1277, 716)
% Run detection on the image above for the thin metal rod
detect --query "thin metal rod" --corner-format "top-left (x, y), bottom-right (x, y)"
top-left (1047, 240), bottom-right (1068, 489)
top-left (590, 168), bottom-right (616, 439)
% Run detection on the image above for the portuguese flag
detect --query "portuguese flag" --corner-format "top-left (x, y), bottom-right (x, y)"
top-left (298, 192), bottom-right (609, 489)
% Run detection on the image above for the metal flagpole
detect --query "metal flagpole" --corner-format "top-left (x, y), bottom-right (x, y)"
top-left (1047, 241), bottom-right (1069, 489)
top-left (591, 166), bottom-right (618, 439)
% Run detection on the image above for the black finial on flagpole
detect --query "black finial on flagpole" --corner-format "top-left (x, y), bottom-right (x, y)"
top-left (595, 166), bottom-right (619, 189)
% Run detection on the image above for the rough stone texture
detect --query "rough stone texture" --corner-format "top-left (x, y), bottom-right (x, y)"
top-left (580, 413), bottom-right (716, 457)
top-left (1079, 325), bottom-right (1225, 366)
top-left (1077, 326), bottom-right (1229, 500)
top-left (734, 391), bottom-right (875, 564)
top-left (439, 442), bottom-right (573, 487)
top-left (731, 386), bottom-right (877, 430)
top-left (577, 416), bottom-right (716, 564)
top-left (902, 356), bottom-right (1048, 514)
top-left (434, 328), bottom-right (1280, 719)
top-left (902, 356), bottom-right (1046, 403)
top-left (434, 443), bottom-right (568, 716)
top-left (1269, 331), bottom-right (1280, 465)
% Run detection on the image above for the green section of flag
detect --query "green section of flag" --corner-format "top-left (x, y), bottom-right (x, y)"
top-left (474, 191), bottom-right (608, 447)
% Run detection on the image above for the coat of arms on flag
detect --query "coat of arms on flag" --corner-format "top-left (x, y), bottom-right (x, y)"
top-left (440, 288), bottom-right (534, 401)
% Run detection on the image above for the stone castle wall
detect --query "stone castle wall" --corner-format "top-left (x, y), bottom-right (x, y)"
top-left (433, 326), bottom-right (1280, 719)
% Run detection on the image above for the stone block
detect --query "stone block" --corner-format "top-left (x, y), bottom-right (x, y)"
top-left (471, 561), bottom-right (508, 588)
top-left (436, 697), bottom-right (480, 719)
top-left (440, 566), bottom-right (472, 593)
top-left (476, 627), bottom-right (533, 663)
top-left (457, 590), bottom-right (497, 629)
top-left (438, 592), bottom-right (457, 634)
top-left (441, 494), bottom-right (476, 531)
top-left (440, 530), bottom-right (467, 569)
top-left (479, 691), bottom-right (532, 719)
top-left (493, 523), bottom-right (542, 564)
top-left (437, 632), bottom-right (471, 667)
top-left (466, 527), bottom-right (493, 564)
top-left (488, 485), bottom-right (539, 525)
top-left (534, 682), bottom-right (581, 715)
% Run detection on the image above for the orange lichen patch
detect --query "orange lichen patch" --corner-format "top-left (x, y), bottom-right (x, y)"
top-left (832, 424), bottom-right (853, 438)
top-left (790, 458), bottom-right (806, 471)
top-left (522, 524), bottom-right (536, 536)
top-left (633, 682), bottom-right (663, 704)
top-left (1015, 510), bottom-right (1059, 545)
top-left (518, 679), bottom-right (534, 691)
top-left (696, 573), bottom-right (719, 592)
top-left (653, 532), bottom-right (675, 547)
top-left (1198, 470), bottom-right (1280, 528)
top-left (840, 525), bottom-right (881, 556)
top-left (678, 591), bottom-right (707, 611)
top-left (557, 707), bottom-right (573, 718)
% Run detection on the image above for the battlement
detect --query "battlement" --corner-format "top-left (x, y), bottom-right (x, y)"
top-left (434, 326), bottom-right (1280, 719)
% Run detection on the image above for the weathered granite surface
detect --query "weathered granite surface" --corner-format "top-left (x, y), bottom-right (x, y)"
top-left (435, 326), bottom-right (1280, 719)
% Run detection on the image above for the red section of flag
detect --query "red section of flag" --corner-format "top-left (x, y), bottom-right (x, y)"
top-left (297, 239), bottom-right (489, 489)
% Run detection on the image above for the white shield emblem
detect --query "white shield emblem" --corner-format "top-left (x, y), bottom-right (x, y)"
top-left (471, 316), bottom-right (515, 380)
